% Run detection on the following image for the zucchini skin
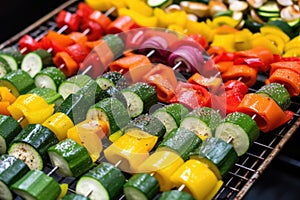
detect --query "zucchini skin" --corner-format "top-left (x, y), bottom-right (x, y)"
top-left (124, 114), bottom-right (166, 139)
top-left (9, 124), bottom-right (59, 167)
top-left (80, 162), bottom-right (126, 199)
top-left (62, 193), bottom-right (90, 200)
top-left (97, 71), bottom-right (128, 90)
top-left (158, 128), bottom-right (202, 161)
top-left (0, 115), bottom-right (22, 154)
top-left (158, 190), bottom-right (195, 200)
top-left (0, 154), bottom-right (30, 187)
top-left (124, 173), bottom-right (160, 200)
top-left (47, 138), bottom-right (93, 177)
top-left (102, 34), bottom-right (125, 59)
top-left (11, 170), bottom-right (61, 200)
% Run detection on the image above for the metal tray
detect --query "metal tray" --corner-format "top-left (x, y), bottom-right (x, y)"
top-left (1, 0), bottom-right (300, 199)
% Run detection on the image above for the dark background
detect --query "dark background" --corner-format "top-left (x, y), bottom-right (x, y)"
top-left (0, 0), bottom-right (66, 44)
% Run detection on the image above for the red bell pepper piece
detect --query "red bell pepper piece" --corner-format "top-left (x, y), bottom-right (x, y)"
top-left (224, 80), bottom-right (248, 95)
top-left (281, 57), bottom-right (300, 62)
top-left (65, 43), bottom-right (90, 64)
top-left (38, 37), bottom-right (65, 55)
top-left (89, 10), bottom-right (112, 33)
top-left (106, 15), bottom-right (139, 34)
top-left (170, 81), bottom-right (211, 109)
top-left (75, 2), bottom-right (94, 21)
top-left (56, 10), bottom-right (80, 33)
top-left (234, 57), bottom-right (266, 69)
top-left (81, 19), bottom-right (105, 41)
top-left (19, 35), bottom-right (40, 53)
top-left (187, 33), bottom-right (209, 49)
top-left (207, 46), bottom-right (235, 63)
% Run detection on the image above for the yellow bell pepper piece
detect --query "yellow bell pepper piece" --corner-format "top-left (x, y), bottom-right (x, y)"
top-left (167, 24), bottom-right (186, 35)
top-left (85, 0), bottom-right (114, 12)
top-left (138, 149), bottom-right (184, 191)
top-left (284, 35), bottom-right (300, 51)
top-left (104, 134), bottom-right (150, 173)
top-left (125, 129), bottom-right (158, 152)
top-left (118, 8), bottom-right (157, 27)
top-left (154, 8), bottom-right (187, 28)
top-left (211, 33), bottom-right (236, 52)
top-left (204, 180), bottom-right (224, 200)
top-left (234, 29), bottom-right (253, 51)
top-left (212, 16), bottom-right (240, 28)
top-left (67, 119), bottom-right (105, 162)
top-left (109, 129), bottom-right (124, 142)
top-left (250, 33), bottom-right (281, 54)
top-left (185, 20), bottom-right (214, 42)
top-left (171, 159), bottom-right (218, 200)
top-left (43, 112), bottom-right (74, 141)
top-left (283, 47), bottom-right (300, 57)
top-left (0, 87), bottom-right (16, 115)
top-left (260, 25), bottom-right (290, 43)
top-left (57, 183), bottom-right (68, 199)
top-left (7, 94), bottom-right (54, 128)
top-left (125, 0), bottom-right (153, 17)
top-left (264, 34), bottom-right (285, 55)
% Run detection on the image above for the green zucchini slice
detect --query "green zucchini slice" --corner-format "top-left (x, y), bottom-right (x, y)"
top-left (124, 173), bottom-right (160, 200)
top-left (147, 0), bottom-right (172, 8)
top-left (96, 71), bottom-right (128, 90)
top-left (62, 193), bottom-right (90, 200)
top-left (102, 34), bottom-right (125, 59)
top-left (11, 170), bottom-right (61, 200)
top-left (158, 190), bottom-right (194, 200)
top-left (0, 57), bottom-right (11, 78)
top-left (0, 46), bottom-right (24, 65)
top-left (215, 112), bottom-right (260, 156)
top-left (8, 124), bottom-right (59, 170)
top-left (158, 127), bottom-right (202, 161)
top-left (0, 69), bottom-right (35, 97)
top-left (0, 115), bottom-right (22, 154)
top-left (76, 162), bottom-right (125, 200)
top-left (0, 155), bottom-right (30, 200)
top-left (48, 138), bottom-right (93, 177)
top-left (58, 74), bottom-right (91, 99)
top-left (34, 66), bottom-right (66, 91)
top-left (0, 54), bottom-right (18, 71)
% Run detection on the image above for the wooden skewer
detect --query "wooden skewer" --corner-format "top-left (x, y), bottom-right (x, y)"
top-left (47, 166), bottom-right (59, 176)
top-left (114, 160), bottom-right (122, 168)
top-left (178, 184), bottom-right (186, 191)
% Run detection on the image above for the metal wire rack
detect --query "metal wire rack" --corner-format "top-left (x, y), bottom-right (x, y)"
top-left (1, 0), bottom-right (300, 199)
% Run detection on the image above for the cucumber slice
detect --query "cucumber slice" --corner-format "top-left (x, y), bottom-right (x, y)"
top-left (215, 112), bottom-right (260, 156)
top-left (0, 46), bottom-right (24, 65)
top-left (0, 69), bottom-right (35, 97)
top-left (58, 74), bottom-right (92, 99)
top-left (122, 82), bottom-right (158, 118)
top-left (21, 49), bottom-right (53, 77)
top-left (62, 193), bottom-right (90, 200)
top-left (0, 54), bottom-right (18, 70)
top-left (0, 56), bottom-right (11, 78)
top-left (34, 66), bottom-right (66, 91)
top-left (48, 138), bottom-right (93, 177)
top-left (96, 71), bottom-right (128, 90)
top-left (256, 83), bottom-right (291, 110)
top-left (180, 107), bottom-right (222, 138)
top-left (153, 103), bottom-right (189, 135)
top-left (124, 173), bottom-right (160, 200)
top-left (8, 124), bottom-right (59, 170)
top-left (86, 97), bottom-right (130, 135)
top-left (0, 115), bottom-right (22, 154)
top-left (27, 87), bottom-right (63, 109)
top-left (147, 0), bottom-right (172, 8)
top-left (11, 170), bottom-right (61, 200)
top-left (158, 190), bottom-right (194, 200)
top-left (0, 155), bottom-right (30, 200)
top-left (124, 114), bottom-right (166, 139)
top-left (190, 137), bottom-right (238, 179)
top-left (76, 162), bottom-right (125, 200)
top-left (158, 128), bottom-right (202, 161)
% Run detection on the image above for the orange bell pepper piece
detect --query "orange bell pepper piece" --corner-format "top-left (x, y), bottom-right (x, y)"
top-left (237, 93), bottom-right (291, 132)
top-left (109, 54), bottom-right (151, 74)
top-left (0, 87), bottom-right (17, 115)
top-left (142, 64), bottom-right (178, 103)
top-left (89, 10), bottom-right (112, 32)
top-left (45, 30), bottom-right (74, 47)
top-left (265, 68), bottom-right (300, 97)
top-left (187, 72), bottom-right (222, 92)
top-left (270, 61), bottom-right (300, 75)
top-left (53, 52), bottom-right (79, 77)
top-left (67, 32), bottom-right (88, 44)
top-left (220, 63), bottom-right (258, 87)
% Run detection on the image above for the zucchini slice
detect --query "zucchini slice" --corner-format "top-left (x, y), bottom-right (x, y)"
top-left (215, 112), bottom-right (260, 156)
top-left (180, 107), bottom-right (222, 139)
top-left (96, 71), bottom-right (128, 90)
top-left (0, 155), bottom-right (30, 200)
top-left (256, 82), bottom-right (291, 110)
top-left (0, 57), bottom-right (12, 78)
top-left (102, 34), bottom-right (125, 59)
top-left (190, 137), bottom-right (238, 179)
top-left (58, 74), bottom-right (91, 99)
top-left (0, 115), bottom-right (22, 154)
top-left (34, 66), bottom-right (66, 91)
top-left (21, 49), bottom-right (53, 77)
top-left (8, 124), bottom-right (59, 170)
top-left (0, 54), bottom-right (18, 71)
top-left (76, 162), bottom-right (125, 200)
top-left (124, 173), bottom-right (160, 200)
top-left (147, 0), bottom-right (172, 8)
top-left (158, 127), bottom-right (202, 161)
top-left (62, 193), bottom-right (90, 200)
top-left (86, 97), bottom-right (130, 135)
top-left (158, 190), bottom-right (194, 200)
top-left (0, 46), bottom-right (24, 65)
top-left (122, 82), bottom-right (158, 118)
top-left (48, 138), bottom-right (93, 177)
top-left (153, 103), bottom-right (189, 135)
top-left (11, 170), bottom-right (61, 200)
top-left (0, 69), bottom-right (35, 97)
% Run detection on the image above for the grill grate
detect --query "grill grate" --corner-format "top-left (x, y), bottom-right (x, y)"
top-left (1, 0), bottom-right (300, 199)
